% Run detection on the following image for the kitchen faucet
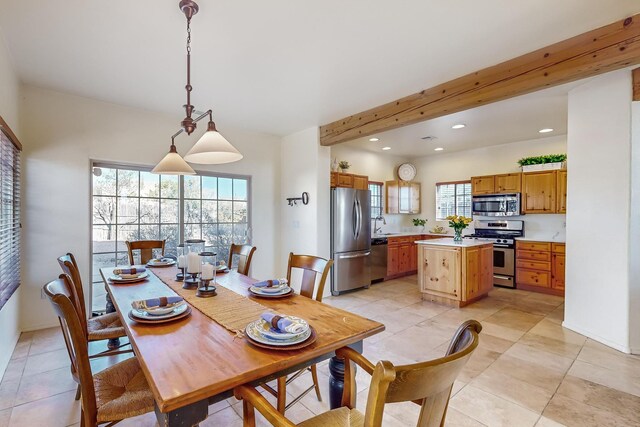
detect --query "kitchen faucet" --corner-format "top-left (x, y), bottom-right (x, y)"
top-left (373, 215), bottom-right (386, 234)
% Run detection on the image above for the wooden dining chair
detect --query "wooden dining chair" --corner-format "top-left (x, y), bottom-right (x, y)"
top-left (228, 244), bottom-right (257, 276)
top-left (58, 253), bottom-right (132, 400)
top-left (262, 253), bottom-right (333, 414)
top-left (237, 320), bottom-right (482, 427)
top-left (125, 239), bottom-right (166, 265)
top-left (43, 275), bottom-right (155, 427)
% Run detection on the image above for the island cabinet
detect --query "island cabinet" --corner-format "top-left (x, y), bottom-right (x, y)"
top-left (417, 240), bottom-right (493, 307)
top-left (330, 172), bottom-right (368, 190)
top-left (516, 241), bottom-right (565, 296)
top-left (386, 234), bottom-right (443, 278)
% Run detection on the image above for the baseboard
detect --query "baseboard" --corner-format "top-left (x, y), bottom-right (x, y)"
top-left (562, 320), bottom-right (631, 354)
top-left (20, 320), bottom-right (59, 333)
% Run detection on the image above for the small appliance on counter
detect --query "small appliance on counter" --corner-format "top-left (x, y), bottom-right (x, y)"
top-left (466, 220), bottom-right (524, 288)
top-left (330, 187), bottom-right (372, 295)
top-left (472, 193), bottom-right (521, 217)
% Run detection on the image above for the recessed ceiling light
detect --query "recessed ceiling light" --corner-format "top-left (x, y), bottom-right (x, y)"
top-left (451, 124), bottom-right (466, 129)
top-left (382, 146), bottom-right (391, 151)
top-left (539, 128), bottom-right (554, 133)
top-left (369, 137), bottom-right (379, 142)
top-left (434, 147), bottom-right (444, 151)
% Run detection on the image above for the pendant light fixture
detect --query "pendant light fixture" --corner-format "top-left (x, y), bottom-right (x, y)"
top-left (152, 0), bottom-right (242, 175)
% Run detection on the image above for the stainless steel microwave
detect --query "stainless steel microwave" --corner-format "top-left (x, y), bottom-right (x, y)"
top-left (472, 193), bottom-right (521, 217)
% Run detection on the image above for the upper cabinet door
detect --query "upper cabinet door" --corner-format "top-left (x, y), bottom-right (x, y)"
top-left (556, 170), bottom-right (567, 213)
top-left (495, 173), bottom-right (522, 193)
top-left (386, 180), bottom-right (399, 214)
top-left (385, 181), bottom-right (421, 214)
top-left (409, 182), bottom-right (421, 214)
top-left (471, 175), bottom-right (495, 195)
top-left (522, 171), bottom-right (557, 214)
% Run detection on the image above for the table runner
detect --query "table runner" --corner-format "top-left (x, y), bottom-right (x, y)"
top-left (152, 267), bottom-right (271, 337)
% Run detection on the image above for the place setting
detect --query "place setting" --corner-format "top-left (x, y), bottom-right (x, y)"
top-left (248, 278), bottom-right (294, 298)
top-left (108, 266), bottom-right (149, 284)
top-left (245, 312), bottom-right (316, 350)
top-left (146, 257), bottom-right (176, 268)
top-left (128, 295), bottom-right (192, 324)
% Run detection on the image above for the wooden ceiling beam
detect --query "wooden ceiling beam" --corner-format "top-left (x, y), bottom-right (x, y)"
top-left (320, 14), bottom-right (640, 146)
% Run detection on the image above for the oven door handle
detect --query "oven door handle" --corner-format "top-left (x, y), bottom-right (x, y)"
top-left (493, 244), bottom-right (511, 248)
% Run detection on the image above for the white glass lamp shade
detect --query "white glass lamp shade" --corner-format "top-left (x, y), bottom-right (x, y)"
top-left (151, 145), bottom-right (196, 175)
top-left (183, 122), bottom-right (243, 164)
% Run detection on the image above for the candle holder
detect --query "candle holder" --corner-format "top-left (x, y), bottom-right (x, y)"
top-left (196, 252), bottom-right (217, 298)
top-left (176, 244), bottom-right (187, 281)
top-left (183, 240), bottom-right (205, 290)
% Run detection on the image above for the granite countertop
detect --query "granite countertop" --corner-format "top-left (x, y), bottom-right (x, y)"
top-left (415, 238), bottom-right (492, 248)
top-left (515, 236), bottom-right (566, 243)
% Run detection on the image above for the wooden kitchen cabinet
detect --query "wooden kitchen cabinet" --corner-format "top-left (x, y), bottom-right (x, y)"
top-left (471, 175), bottom-right (495, 195)
top-left (516, 240), bottom-right (564, 296)
top-left (495, 173), bottom-right (522, 193)
top-left (556, 170), bottom-right (567, 213)
top-left (418, 242), bottom-right (493, 307)
top-left (387, 245), bottom-right (400, 276)
top-left (552, 243), bottom-right (565, 291)
top-left (385, 181), bottom-right (421, 214)
top-left (522, 171), bottom-right (557, 214)
top-left (385, 234), bottom-right (438, 279)
top-left (330, 172), bottom-right (369, 190)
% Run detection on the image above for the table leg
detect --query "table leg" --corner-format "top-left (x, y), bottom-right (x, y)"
top-left (328, 341), bottom-right (362, 409)
top-left (104, 288), bottom-right (120, 350)
top-left (154, 399), bottom-right (208, 427)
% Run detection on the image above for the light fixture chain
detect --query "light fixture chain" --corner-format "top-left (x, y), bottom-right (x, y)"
top-left (186, 17), bottom-right (191, 54)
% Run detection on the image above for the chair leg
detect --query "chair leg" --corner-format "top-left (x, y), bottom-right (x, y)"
top-left (80, 409), bottom-right (85, 427)
top-left (277, 376), bottom-right (287, 414)
top-left (310, 364), bottom-right (322, 402)
top-left (243, 399), bottom-right (256, 427)
top-left (75, 384), bottom-right (81, 401)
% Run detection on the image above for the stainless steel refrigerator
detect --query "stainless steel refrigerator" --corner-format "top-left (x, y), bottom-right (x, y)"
top-left (330, 187), bottom-right (371, 295)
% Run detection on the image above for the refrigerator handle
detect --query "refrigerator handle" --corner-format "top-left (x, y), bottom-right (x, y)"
top-left (352, 198), bottom-right (358, 239)
top-left (355, 198), bottom-right (361, 240)
top-left (338, 251), bottom-right (371, 259)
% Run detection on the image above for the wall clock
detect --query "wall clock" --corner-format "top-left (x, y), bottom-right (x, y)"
top-left (397, 163), bottom-right (417, 181)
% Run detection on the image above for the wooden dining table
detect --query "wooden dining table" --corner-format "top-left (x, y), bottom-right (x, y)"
top-left (101, 266), bottom-right (385, 426)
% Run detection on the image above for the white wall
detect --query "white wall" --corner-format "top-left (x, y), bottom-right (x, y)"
top-left (564, 70), bottom-right (632, 352)
top-left (630, 102), bottom-right (640, 353)
top-left (279, 127), bottom-right (331, 295)
top-left (412, 135), bottom-right (567, 236)
top-left (0, 27), bottom-right (21, 377)
top-left (19, 85), bottom-right (282, 331)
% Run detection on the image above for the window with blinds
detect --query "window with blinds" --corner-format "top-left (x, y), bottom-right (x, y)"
top-left (0, 123), bottom-right (21, 311)
top-left (436, 181), bottom-right (471, 220)
top-left (369, 182), bottom-right (383, 218)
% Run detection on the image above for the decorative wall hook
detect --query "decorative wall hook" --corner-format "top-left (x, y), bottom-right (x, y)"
top-left (286, 192), bottom-right (309, 206)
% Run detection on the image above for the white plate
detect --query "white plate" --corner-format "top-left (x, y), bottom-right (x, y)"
top-left (109, 272), bottom-right (150, 283)
top-left (131, 303), bottom-right (188, 320)
top-left (139, 301), bottom-right (185, 316)
top-left (256, 315), bottom-right (309, 340)
top-left (147, 259), bottom-right (176, 267)
top-left (249, 285), bottom-right (291, 295)
top-left (245, 319), bottom-right (312, 346)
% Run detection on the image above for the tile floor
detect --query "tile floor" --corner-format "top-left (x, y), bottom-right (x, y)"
top-left (2, 276), bottom-right (640, 426)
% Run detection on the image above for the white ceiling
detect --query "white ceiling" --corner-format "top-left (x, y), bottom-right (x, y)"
top-left (342, 82), bottom-right (580, 157)
top-left (0, 1), bottom-right (638, 136)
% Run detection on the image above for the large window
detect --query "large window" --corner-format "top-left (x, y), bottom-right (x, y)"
top-left (436, 181), bottom-right (471, 220)
top-left (0, 120), bottom-right (21, 311)
top-left (369, 182), bottom-right (383, 218)
top-left (91, 164), bottom-right (250, 311)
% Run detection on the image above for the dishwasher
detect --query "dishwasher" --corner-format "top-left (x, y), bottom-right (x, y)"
top-left (370, 237), bottom-right (388, 283)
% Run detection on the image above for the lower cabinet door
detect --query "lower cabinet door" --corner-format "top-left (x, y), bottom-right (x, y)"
top-left (516, 268), bottom-right (550, 287)
top-left (387, 245), bottom-right (399, 276)
top-left (552, 254), bottom-right (565, 290)
top-left (420, 247), bottom-right (461, 299)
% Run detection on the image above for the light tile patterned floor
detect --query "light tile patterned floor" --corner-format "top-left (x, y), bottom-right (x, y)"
top-left (3, 276), bottom-right (640, 426)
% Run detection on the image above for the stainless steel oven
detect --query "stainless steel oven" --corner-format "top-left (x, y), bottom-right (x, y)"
top-left (492, 244), bottom-right (515, 288)
top-left (472, 193), bottom-right (521, 217)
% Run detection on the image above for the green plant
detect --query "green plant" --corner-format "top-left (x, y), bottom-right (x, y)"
top-left (338, 160), bottom-right (350, 170)
top-left (412, 218), bottom-right (427, 227)
top-left (517, 154), bottom-right (567, 167)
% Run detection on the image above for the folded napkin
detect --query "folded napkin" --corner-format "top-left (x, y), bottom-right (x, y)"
top-left (113, 267), bottom-right (146, 275)
top-left (261, 312), bottom-right (306, 334)
top-left (254, 278), bottom-right (288, 288)
top-left (150, 258), bottom-right (172, 263)
top-left (132, 296), bottom-right (184, 310)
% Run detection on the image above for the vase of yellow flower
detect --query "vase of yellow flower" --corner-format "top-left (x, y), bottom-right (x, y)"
top-left (446, 215), bottom-right (473, 242)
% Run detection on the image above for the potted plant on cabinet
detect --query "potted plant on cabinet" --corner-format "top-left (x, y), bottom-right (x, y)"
top-left (338, 161), bottom-right (351, 173)
top-left (517, 154), bottom-right (567, 172)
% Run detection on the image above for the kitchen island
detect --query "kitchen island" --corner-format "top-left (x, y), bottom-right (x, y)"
top-left (416, 238), bottom-right (493, 307)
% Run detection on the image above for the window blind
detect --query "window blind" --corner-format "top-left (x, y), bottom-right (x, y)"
top-left (0, 125), bottom-right (21, 311)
